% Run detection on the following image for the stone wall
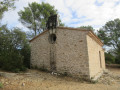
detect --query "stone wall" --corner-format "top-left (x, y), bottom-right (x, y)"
top-left (100, 49), bottom-right (106, 69)
top-left (86, 35), bottom-right (105, 78)
top-left (55, 28), bottom-right (90, 78)
top-left (30, 31), bottom-right (51, 70)
top-left (30, 27), bottom-right (105, 80)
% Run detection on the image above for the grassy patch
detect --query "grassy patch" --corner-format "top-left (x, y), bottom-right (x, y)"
top-left (63, 72), bottom-right (68, 76)
top-left (90, 80), bottom-right (98, 84)
top-left (39, 68), bottom-right (49, 72)
top-left (0, 82), bottom-right (3, 88)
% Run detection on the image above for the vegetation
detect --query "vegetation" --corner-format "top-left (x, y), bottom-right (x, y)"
top-left (18, 2), bottom-right (64, 36)
top-left (0, 0), bottom-right (16, 20)
top-left (105, 52), bottom-right (115, 64)
top-left (79, 25), bottom-right (94, 31)
top-left (98, 18), bottom-right (120, 64)
top-left (0, 25), bottom-right (30, 72)
top-left (0, 0), bottom-right (120, 74)
top-left (0, 82), bottom-right (3, 88)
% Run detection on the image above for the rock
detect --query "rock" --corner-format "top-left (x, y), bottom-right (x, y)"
top-left (1, 79), bottom-right (5, 83)
top-left (44, 78), bottom-right (47, 80)
top-left (5, 82), bottom-right (8, 84)
top-left (51, 72), bottom-right (59, 76)
top-left (51, 72), bottom-right (54, 75)
top-left (21, 83), bottom-right (25, 86)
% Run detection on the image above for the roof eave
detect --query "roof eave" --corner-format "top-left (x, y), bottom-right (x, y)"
top-left (29, 30), bottom-right (48, 42)
top-left (87, 31), bottom-right (104, 46)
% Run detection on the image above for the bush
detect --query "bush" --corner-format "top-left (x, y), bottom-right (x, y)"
top-left (115, 56), bottom-right (120, 64)
top-left (21, 44), bottom-right (30, 68)
top-left (0, 82), bottom-right (3, 88)
top-left (63, 72), bottom-right (68, 76)
top-left (105, 52), bottom-right (115, 64)
top-left (90, 80), bottom-right (98, 84)
top-left (115, 50), bottom-right (120, 64)
top-left (0, 26), bottom-right (30, 72)
top-left (39, 67), bottom-right (48, 72)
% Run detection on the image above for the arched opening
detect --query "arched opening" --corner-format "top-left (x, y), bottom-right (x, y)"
top-left (49, 34), bottom-right (57, 44)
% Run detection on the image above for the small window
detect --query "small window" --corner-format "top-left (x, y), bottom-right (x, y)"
top-left (99, 51), bottom-right (102, 68)
top-left (49, 34), bottom-right (57, 44)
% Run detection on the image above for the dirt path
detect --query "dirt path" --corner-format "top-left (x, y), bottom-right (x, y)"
top-left (0, 68), bottom-right (120, 90)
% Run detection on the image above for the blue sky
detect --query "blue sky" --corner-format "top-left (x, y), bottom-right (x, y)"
top-left (1, 0), bottom-right (120, 31)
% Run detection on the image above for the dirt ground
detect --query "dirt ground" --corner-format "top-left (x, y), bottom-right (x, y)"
top-left (0, 67), bottom-right (120, 90)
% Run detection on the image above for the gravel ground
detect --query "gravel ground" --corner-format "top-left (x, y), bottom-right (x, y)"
top-left (0, 67), bottom-right (120, 90)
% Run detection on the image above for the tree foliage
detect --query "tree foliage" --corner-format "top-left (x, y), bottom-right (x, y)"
top-left (0, 25), bottom-right (30, 72)
top-left (18, 2), bottom-right (64, 36)
top-left (105, 52), bottom-right (115, 64)
top-left (98, 18), bottom-right (120, 49)
top-left (79, 25), bottom-right (94, 31)
top-left (0, 0), bottom-right (31, 72)
top-left (115, 48), bottom-right (120, 64)
top-left (0, 0), bottom-right (16, 20)
top-left (97, 18), bottom-right (120, 64)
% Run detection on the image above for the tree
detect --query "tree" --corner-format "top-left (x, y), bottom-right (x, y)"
top-left (79, 25), bottom-right (94, 31)
top-left (18, 2), bottom-right (63, 36)
top-left (115, 48), bottom-right (120, 64)
top-left (0, 0), bottom-right (16, 21)
top-left (97, 18), bottom-right (120, 64)
top-left (105, 52), bottom-right (115, 64)
top-left (0, 25), bottom-right (30, 72)
top-left (98, 18), bottom-right (120, 50)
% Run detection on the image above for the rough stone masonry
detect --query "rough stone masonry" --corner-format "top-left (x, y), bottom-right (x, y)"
top-left (30, 26), bottom-right (106, 80)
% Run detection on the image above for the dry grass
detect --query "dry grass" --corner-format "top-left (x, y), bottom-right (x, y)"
top-left (0, 67), bottom-right (120, 90)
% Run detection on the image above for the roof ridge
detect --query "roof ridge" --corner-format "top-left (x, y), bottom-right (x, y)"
top-left (29, 30), bottom-right (48, 42)
top-left (57, 26), bottom-right (91, 31)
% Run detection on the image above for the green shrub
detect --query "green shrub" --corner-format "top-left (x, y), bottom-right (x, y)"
top-left (90, 80), bottom-right (98, 84)
top-left (0, 82), bottom-right (3, 88)
top-left (20, 66), bottom-right (27, 71)
top-left (105, 52), bottom-right (115, 64)
top-left (39, 68), bottom-right (48, 72)
top-left (63, 72), bottom-right (68, 76)
top-left (0, 26), bottom-right (30, 72)
top-left (115, 52), bottom-right (120, 64)
top-left (21, 44), bottom-right (31, 69)
top-left (12, 68), bottom-right (20, 73)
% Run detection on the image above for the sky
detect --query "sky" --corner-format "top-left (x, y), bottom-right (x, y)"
top-left (1, 0), bottom-right (120, 31)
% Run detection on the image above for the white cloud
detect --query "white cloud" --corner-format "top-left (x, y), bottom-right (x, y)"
top-left (1, 0), bottom-right (120, 30)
